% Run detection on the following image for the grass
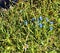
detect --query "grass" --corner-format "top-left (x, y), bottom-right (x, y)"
top-left (0, 0), bottom-right (60, 53)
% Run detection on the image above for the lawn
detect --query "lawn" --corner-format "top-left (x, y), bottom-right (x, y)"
top-left (0, 0), bottom-right (60, 53)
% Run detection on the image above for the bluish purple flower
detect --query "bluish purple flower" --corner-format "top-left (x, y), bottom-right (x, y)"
top-left (39, 16), bottom-right (43, 21)
top-left (31, 18), bottom-right (35, 22)
top-left (39, 23), bottom-right (43, 28)
top-left (50, 26), bottom-right (53, 31)
top-left (24, 20), bottom-right (28, 25)
top-left (50, 21), bottom-right (53, 24)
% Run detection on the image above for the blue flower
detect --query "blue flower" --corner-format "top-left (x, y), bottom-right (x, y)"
top-left (50, 26), bottom-right (53, 31)
top-left (39, 23), bottom-right (43, 28)
top-left (39, 16), bottom-right (43, 21)
top-left (31, 18), bottom-right (35, 22)
top-left (46, 18), bottom-right (49, 22)
top-left (24, 20), bottom-right (28, 25)
top-left (50, 21), bottom-right (53, 24)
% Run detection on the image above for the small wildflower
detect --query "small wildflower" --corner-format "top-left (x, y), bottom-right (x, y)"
top-left (23, 44), bottom-right (28, 52)
top-left (39, 23), bottom-right (43, 28)
top-left (50, 26), bottom-right (53, 31)
top-left (50, 21), bottom-right (53, 24)
top-left (31, 18), bottom-right (35, 22)
top-left (39, 16), bottom-right (43, 21)
top-left (46, 18), bottom-right (49, 22)
top-left (24, 20), bottom-right (28, 25)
